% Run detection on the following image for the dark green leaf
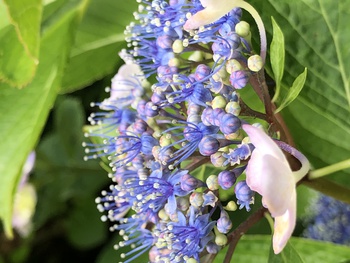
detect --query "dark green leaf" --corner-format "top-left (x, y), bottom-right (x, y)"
top-left (61, 0), bottom-right (138, 93)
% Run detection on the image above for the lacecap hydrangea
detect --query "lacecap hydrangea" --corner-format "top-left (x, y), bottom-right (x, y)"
top-left (84, 0), bottom-right (309, 262)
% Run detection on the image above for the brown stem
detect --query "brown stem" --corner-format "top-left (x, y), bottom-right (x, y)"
top-left (223, 206), bottom-right (267, 263)
top-left (184, 156), bottom-right (210, 172)
top-left (239, 97), bottom-right (267, 120)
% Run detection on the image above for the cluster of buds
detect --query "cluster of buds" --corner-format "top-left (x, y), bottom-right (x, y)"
top-left (84, 0), bottom-right (309, 262)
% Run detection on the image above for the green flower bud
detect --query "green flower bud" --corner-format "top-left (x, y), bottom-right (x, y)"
top-left (172, 39), bottom-right (184, 53)
top-left (248, 54), bottom-right (263, 72)
top-left (224, 201), bottom-right (238, 211)
top-left (159, 135), bottom-right (172, 147)
top-left (226, 59), bottom-right (242, 74)
top-left (235, 21), bottom-right (250, 37)
top-left (206, 175), bottom-right (219, 190)
top-left (168, 57), bottom-right (180, 67)
top-left (212, 95), bottom-right (227, 109)
top-left (225, 101), bottom-right (241, 116)
top-left (189, 192), bottom-right (204, 207)
top-left (188, 50), bottom-right (203, 62)
top-left (215, 233), bottom-right (228, 246)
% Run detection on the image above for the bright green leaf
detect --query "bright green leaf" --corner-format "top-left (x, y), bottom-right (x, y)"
top-left (275, 68), bottom-right (307, 113)
top-left (0, 0), bottom-right (87, 238)
top-left (270, 16), bottom-right (285, 103)
top-left (3, 0), bottom-right (42, 61)
top-left (268, 241), bottom-right (304, 263)
top-left (213, 235), bottom-right (350, 263)
top-left (0, 0), bottom-right (41, 87)
top-left (60, 0), bottom-right (138, 93)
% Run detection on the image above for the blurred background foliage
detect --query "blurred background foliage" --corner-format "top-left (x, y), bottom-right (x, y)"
top-left (0, 0), bottom-right (350, 262)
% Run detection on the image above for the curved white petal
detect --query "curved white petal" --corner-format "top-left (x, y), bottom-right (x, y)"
top-left (247, 153), bottom-right (294, 217)
top-left (184, 0), bottom-right (243, 30)
top-left (242, 124), bottom-right (289, 167)
top-left (273, 189), bottom-right (296, 254)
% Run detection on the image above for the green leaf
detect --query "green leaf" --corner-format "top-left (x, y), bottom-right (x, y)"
top-left (213, 235), bottom-right (350, 263)
top-left (0, 0), bottom-right (42, 87)
top-left (3, 0), bottom-right (42, 61)
top-left (33, 97), bottom-right (108, 228)
top-left (275, 68), bottom-right (307, 113)
top-left (268, 242), bottom-right (304, 263)
top-left (270, 16), bottom-right (285, 103)
top-left (249, 0), bottom-right (350, 186)
top-left (65, 197), bottom-right (107, 249)
top-left (60, 0), bottom-right (138, 93)
top-left (0, 0), bottom-right (86, 238)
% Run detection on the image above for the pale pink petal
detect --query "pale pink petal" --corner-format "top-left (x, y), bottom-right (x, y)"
top-left (273, 189), bottom-right (296, 254)
top-left (242, 124), bottom-right (288, 166)
top-left (184, 0), bottom-right (241, 30)
top-left (246, 153), bottom-right (295, 217)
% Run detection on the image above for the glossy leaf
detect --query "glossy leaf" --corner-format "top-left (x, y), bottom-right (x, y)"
top-left (268, 241), bottom-right (304, 263)
top-left (270, 16), bottom-right (285, 103)
top-left (60, 0), bottom-right (138, 93)
top-left (0, 0), bottom-right (41, 87)
top-left (213, 235), bottom-right (350, 262)
top-left (275, 68), bottom-right (307, 113)
top-left (0, 0), bottom-right (87, 238)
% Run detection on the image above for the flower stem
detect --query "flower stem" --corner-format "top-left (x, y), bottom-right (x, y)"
top-left (274, 140), bottom-right (310, 182)
top-left (223, 206), bottom-right (267, 263)
top-left (239, 1), bottom-right (267, 63)
top-left (308, 158), bottom-right (350, 180)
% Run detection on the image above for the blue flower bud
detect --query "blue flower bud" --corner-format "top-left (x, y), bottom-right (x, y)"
top-left (140, 134), bottom-right (159, 156)
top-left (195, 64), bottom-right (211, 81)
top-left (187, 113), bottom-right (201, 124)
top-left (219, 113), bottom-right (241, 135)
top-left (211, 108), bottom-right (226, 126)
top-left (235, 180), bottom-right (254, 211)
top-left (218, 170), bottom-right (236, 190)
top-left (206, 241), bottom-right (221, 254)
top-left (151, 91), bottom-right (166, 104)
top-left (145, 101), bottom-right (159, 117)
top-left (202, 191), bottom-right (218, 207)
top-left (181, 173), bottom-right (201, 192)
top-left (137, 99), bottom-right (147, 118)
top-left (199, 136), bottom-right (220, 156)
top-left (217, 211), bottom-right (232, 234)
top-left (132, 118), bottom-right (148, 134)
top-left (156, 35), bottom-right (173, 49)
top-left (201, 107), bottom-right (214, 126)
top-left (229, 70), bottom-right (249, 89)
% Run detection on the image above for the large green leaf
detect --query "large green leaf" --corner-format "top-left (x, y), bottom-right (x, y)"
top-left (249, 0), bottom-right (350, 184)
top-left (0, 0), bottom-right (42, 87)
top-left (214, 235), bottom-right (350, 262)
top-left (60, 0), bottom-right (138, 93)
top-left (0, 0), bottom-right (87, 237)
